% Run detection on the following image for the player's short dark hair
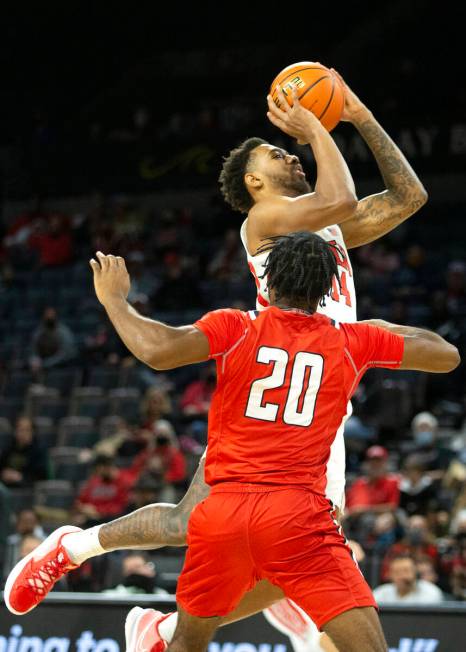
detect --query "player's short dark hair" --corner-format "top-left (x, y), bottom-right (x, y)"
top-left (219, 137), bottom-right (268, 213)
top-left (258, 231), bottom-right (341, 311)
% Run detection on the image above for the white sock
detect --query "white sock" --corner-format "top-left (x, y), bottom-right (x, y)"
top-left (157, 612), bottom-right (178, 643)
top-left (62, 526), bottom-right (106, 565)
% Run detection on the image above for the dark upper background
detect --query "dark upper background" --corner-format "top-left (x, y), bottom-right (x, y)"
top-left (1, 1), bottom-right (465, 199)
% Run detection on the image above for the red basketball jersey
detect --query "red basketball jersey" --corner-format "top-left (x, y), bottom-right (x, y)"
top-left (195, 307), bottom-right (404, 493)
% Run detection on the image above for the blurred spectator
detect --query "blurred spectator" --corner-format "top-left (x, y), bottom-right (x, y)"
top-left (373, 555), bottom-right (444, 604)
top-left (450, 532), bottom-right (466, 600)
top-left (126, 251), bottom-right (157, 301)
top-left (29, 307), bottom-right (77, 371)
top-left (371, 513), bottom-right (402, 555)
top-left (152, 256), bottom-right (203, 310)
top-left (74, 455), bottom-right (131, 526)
top-left (3, 509), bottom-right (45, 577)
top-left (125, 475), bottom-right (173, 513)
top-left (2, 198), bottom-right (47, 269)
top-left (103, 552), bottom-right (168, 595)
top-left (180, 364), bottom-right (216, 419)
top-left (0, 416), bottom-right (47, 487)
top-left (29, 213), bottom-right (73, 267)
top-left (345, 446), bottom-right (400, 515)
top-left (19, 535), bottom-right (43, 560)
top-left (408, 411), bottom-right (455, 471)
top-left (399, 454), bottom-right (439, 516)
top-left (207, 229), bottom-right (248, 281)
top-left (141, 387), bottom-right (172, 429)
top-left (417, 556), bottom-right (440, 585)
top-left (381, 515), bottom-right (440, 581)
top-left (134, 421), bottom-right (187, 487)
top-left (445, 260), bottom-right (466, 315)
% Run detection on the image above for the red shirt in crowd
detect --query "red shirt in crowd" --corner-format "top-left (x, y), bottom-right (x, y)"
top-left (346, 475), bottom-right (400, 511)
top-left (77, 473), bottom-right (130, 517)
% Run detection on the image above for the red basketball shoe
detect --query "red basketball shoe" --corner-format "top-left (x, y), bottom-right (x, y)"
top-left (4, 526), bottom-right (82, 615)
top-left (125, 607), bottom-right (171, 652)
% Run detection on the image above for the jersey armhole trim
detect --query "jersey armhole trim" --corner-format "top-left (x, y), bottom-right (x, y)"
top-left (221, 328), bottom-right (249, 372)
top-left (347, 358), bottom-right (402, 398)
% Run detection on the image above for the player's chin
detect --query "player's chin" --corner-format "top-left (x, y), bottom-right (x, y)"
top-left (293, 177), bottom-right (312, 194)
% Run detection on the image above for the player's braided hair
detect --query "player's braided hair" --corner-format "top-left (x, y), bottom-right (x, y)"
top-left (219, 137), bottom-right (268, 213)
top-left (258, 231), bottom-right (342, 310)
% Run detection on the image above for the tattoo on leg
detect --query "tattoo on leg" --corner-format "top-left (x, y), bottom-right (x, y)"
top-left (99, 459), bottom-right (210, 550)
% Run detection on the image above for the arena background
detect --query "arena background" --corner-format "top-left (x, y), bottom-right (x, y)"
top-left (0, 2), bottom-right (465, 650)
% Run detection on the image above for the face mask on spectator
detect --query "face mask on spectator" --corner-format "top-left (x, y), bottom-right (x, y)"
top-left (123, 573), bottom-right (156, 593)
top-left (414, 430), bottom-right (434, 446)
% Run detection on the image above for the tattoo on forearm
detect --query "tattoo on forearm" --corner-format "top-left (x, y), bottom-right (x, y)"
top-left (342, 116), bottom-right (427, 248)
top-left (357, 116), bottom-right (426, 210)
top-left (99, 459), bottom-right (210, 550)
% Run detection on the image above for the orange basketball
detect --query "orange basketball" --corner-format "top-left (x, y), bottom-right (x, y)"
top-left (270, 62), bottom-right (344, 132)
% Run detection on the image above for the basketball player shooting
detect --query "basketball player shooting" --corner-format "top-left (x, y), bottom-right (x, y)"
top-left (5, 71), bottom-right (430, 652)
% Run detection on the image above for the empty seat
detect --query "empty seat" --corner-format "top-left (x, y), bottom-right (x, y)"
top-left (9, 488), bottom-right (35, 513)
top-left (0, 397), bottom-right (24, 422)
top-left (108, 388), bottom-right (141, 423)
top-left (69, 387), bottom-right (108, 420)
top-left (27, 393), bottom-right (69, 422)
top-left (58, 416), bottom-right (98, 448)
top-left (49, 447), bottom-right (91, 482)
top-left (34, 480), bottom-right (75, 510)
top-left (33, 416), bottom-right (58, 449)
top-left (43, 368), bottom-right (82, 396)
top-left (2, 370), bottom-right (35, 398)
top-left (87, 367), bottom-right (120, 390)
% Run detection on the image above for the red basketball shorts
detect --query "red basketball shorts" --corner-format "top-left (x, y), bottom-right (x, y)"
top-left (176, 484), bottom-right (376, 630)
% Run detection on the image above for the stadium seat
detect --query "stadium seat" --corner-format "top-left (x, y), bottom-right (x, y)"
top-left (34, 480), bottom-right (75, 510)
top-left (87, 366), bottom-right (120, 390)
top-left (26, 388), bottom-right (69, 422)
top-left (57, 416), bottom-right (98, 448)
top-left (0, 398), bottom-right (24, 422)
top-left (69, 387), bottom-right (108, 419)
top-left (43, 368), bottom-right (83, 396)
top-left (1, 370), bottom-right (35, 398)
top-left (33, 416), bottom-right (58, 449)
top-left (49, 446), bottom-right (91, 482)
top-left (9, 488), bottom-right (35, 513)
top-left (107, 388), bottom-right (141, 423)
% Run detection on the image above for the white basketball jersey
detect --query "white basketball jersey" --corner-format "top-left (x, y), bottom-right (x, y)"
top-left (240, 219), bottom-right (357, 323)
top-left (240, 219), bottom-right (356, 510)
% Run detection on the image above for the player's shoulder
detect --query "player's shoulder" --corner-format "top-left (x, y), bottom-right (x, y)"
top-left (248, 195), bottom-right (293, 221)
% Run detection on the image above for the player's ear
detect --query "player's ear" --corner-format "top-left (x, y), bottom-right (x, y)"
top-left (244, 172), bottom-right (263, 190)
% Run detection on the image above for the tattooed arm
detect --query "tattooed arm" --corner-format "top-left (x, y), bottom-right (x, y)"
top-left (99, 458), bottom-right (210, 550)
top-left (333, 70), bottom-right (428, 249)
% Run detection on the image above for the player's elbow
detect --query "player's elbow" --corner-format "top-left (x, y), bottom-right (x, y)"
top-left (328, 194), bottom-right (358, 221)
top-left (418, 185), bottom-right (428, 205)
top-left (441, 344), bottom-right (461, 372)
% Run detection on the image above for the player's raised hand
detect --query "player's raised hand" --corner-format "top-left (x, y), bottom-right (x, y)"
top-left (90, 251), bottom-right (130, 306)
top-left (267, 84), bottom-right (324, 145)
top-left (330, 69), bottom-right (370, 123)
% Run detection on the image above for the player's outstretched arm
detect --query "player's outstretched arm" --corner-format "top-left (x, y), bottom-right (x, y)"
top-left (333, 70), bottom-right (428, 249)
top-left (363, 319), bottom-right (460, 373)
top-left (90, 252), bottom-right (209, 370)
top-left (261, 85), bottom-right (358, 234)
